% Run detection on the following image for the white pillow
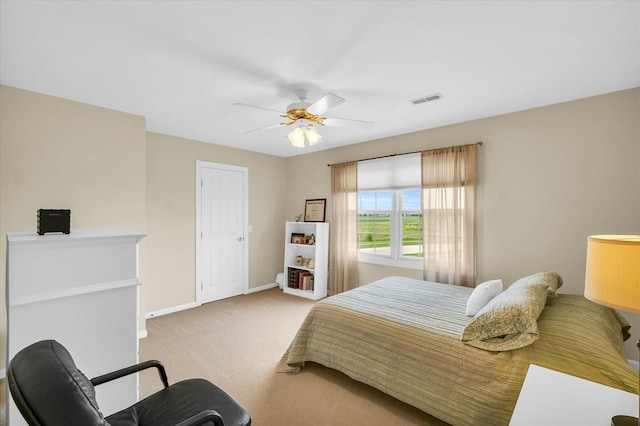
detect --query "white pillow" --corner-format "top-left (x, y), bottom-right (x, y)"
top-left (465, 279), bottom-right (503, 317)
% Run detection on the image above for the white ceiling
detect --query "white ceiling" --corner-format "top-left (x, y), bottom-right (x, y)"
top-left (1, 1), bottom-right (639, 158)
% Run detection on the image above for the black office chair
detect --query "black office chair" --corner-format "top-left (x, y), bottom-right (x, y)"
top-left (8, 340), bottom-right (251, 426)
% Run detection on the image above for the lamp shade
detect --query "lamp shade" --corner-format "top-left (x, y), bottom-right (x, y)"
top-left (305, 127), bottom-right (321, 145)
top-left (288, 127), bottom-right (305, 148)
top-left (584, 235), bottom-right (640, 313)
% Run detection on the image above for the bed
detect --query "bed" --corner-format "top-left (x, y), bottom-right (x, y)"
top-left (277, 274), bottom-right (639, 425)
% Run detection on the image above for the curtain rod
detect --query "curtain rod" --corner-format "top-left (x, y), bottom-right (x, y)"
top-left (326, 141), bottom-right (483, 167)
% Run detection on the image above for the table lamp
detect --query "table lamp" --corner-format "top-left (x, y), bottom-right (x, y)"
top-left (584, 235), bottom-right (640, 426)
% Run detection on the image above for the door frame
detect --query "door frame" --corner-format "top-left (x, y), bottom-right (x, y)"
top-left (195, 160), bottom-right (249, 306)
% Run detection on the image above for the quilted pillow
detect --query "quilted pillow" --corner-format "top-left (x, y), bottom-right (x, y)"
top-left (509, 272), bottom-right (563, 304)
top-left (461, 283), bottom-right (547, 351)
top-left (465, 279), bottom-right (503, 316)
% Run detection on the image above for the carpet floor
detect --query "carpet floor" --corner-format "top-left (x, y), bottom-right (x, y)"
top-left (139, 287), bottom-right (450, 426)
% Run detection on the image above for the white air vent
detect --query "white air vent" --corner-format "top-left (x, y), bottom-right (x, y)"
top-left (410, 93), bottom-right (443, 105)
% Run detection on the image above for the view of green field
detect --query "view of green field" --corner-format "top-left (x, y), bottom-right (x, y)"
top-left (358, 214), bottom-right (422, 257)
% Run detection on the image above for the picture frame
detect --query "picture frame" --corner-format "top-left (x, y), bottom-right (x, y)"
top-left (304, 199), bottom-right (326, 222)
top-left (291, 233), bottom-right (305, 244)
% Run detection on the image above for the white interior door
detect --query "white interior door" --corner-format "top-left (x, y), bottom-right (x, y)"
top-left (198, 162), bottom-right (247, 303)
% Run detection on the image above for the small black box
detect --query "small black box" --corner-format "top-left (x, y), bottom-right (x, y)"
top-left (37, 209), bottom-right (71, 235)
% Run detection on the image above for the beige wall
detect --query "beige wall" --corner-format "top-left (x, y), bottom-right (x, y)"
top-left (285, 87), bottom-right (640, 359)
top-left (0, 85), bottom-right (147, 370)
top-left (0, 86), bottom-right (287, 370)
top-left (144, 132), bottom-right (287, 314)
top-left (287, 88), bottom-right (640, 290)
top-left (1, 84), bottom-right (638, 366)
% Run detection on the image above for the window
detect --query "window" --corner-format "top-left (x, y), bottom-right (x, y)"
top-left (400, 188), bottom-right (422, 258)
top-left (357, 190), bottom-right (391, 256)
top-left (356, 153), bottom-right (423, 269)
top-left (357, 188), bottom-right (423, 269)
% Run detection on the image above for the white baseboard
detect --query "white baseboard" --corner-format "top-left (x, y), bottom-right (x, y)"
top-left (628, 358), bottom-right (639, 371)
top-left (246, 282), bottom-right (278, 294)
top-left (0, 368), bottom-right (5, 379)
top-left (144, 283), bottom-right (278, 320)
top-left (145, 302), bottom-right (198, 319)
top-left (138, 329), bottom-right (148, 339)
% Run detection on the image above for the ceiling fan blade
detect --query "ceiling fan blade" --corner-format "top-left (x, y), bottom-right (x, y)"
top-left (232, 103), bottom-right (284, 115)
top-left (244, 122), bottom-right (284, 134)
top-left (307, 93), bottom-right (345, 116)
top-left (322, 117), bottom-right (375, 130)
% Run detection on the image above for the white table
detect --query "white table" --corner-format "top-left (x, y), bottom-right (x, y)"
top-left (510, 364), bottom-right (639, 426)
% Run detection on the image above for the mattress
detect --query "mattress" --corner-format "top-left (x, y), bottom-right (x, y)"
top-left (278, 276), bottom-right (639, 425)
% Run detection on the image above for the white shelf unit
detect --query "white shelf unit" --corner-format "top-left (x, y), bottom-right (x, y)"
top-left (283, 221), bottom-right (329, 300)
top-left (5, 229), bottom-right (145, 424)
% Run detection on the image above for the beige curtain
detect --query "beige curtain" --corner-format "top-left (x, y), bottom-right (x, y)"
top-left (421, 144), bottom-right (477, 287)
top-left (330, 161), bottom-right (359, 295)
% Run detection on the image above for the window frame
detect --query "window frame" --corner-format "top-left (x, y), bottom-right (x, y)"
top-left (357, 188), bottom-right (423, 270)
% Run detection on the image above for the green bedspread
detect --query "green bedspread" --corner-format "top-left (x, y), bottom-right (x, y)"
top-left (277, 276), bottom-right (638, 425)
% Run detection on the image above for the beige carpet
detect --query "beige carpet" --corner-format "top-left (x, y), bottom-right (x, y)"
top-left (139, 288), bottom-right (450, 426)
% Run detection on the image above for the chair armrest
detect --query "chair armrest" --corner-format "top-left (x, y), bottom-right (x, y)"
top-left (174, 410), bottom-right (224, 426)
top-left (90, 360), bottom-right (169, 389)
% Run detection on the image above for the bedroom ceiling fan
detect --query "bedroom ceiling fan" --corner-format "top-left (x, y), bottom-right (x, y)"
top-left (233, 89), bottom-right (375, 148)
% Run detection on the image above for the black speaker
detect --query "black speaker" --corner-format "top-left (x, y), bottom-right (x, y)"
top-left (37, 209), bottom-right (71, 235)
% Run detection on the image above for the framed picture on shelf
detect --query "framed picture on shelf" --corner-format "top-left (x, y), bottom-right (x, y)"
top-left (304, 199), bottom-right (326, 222)
top-left (291, 233), bottom-right (305, 244)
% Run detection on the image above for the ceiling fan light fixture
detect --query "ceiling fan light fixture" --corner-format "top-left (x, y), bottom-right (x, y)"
top-left (305, 126), bottom-right (321, 146)
top-left (288, 127), bottom-right (305, 148)
top-left (237, 89), bottom-right (373, 148)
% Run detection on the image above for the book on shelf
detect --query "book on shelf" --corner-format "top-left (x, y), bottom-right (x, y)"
top-left (287, 267), bottom-right (314, 290)
top-left (287, 267), bottom-right (297, 288)
top-left (299, 271), bottom-right (311, 290)
top-left (301, 273), bottom-right (314, 291)
top-left (287, 267), bottom-right (298, 289)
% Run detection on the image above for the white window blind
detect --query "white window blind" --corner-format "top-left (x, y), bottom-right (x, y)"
top-left (357, 153), bottom-right (421, 190)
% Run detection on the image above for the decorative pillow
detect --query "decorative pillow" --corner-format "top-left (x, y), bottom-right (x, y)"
top-left (509, 272), bottom-right (563, 305)
top-left (465, 279), bottom-right (503, 316)
top-left (461, 283), bottom-right (548, 351)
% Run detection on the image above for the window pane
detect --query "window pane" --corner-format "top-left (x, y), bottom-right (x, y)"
top-left (359, 214), bottom-right (375, 244)
top-left (358, 192), bottom-right (376, 211)
top-left (358, 213), bottom-right (390, 254)
top-left (358, 189), bottom-right (423, 264)
top-left (372, 213), bottom-right (390, 234)
top-left (402, 188), bottom-right (421, 210)
top-left (376, 191), bottom-right (392, 210)
top-left (373, 213), bottom-right (390, 254)
top-left (401, 213), bottom-right (423, 258)
top-left (358, 190), bottom-right (393, 211)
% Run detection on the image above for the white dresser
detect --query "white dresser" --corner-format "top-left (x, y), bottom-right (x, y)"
top-left (6, 229), bottom-right (145, 424)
